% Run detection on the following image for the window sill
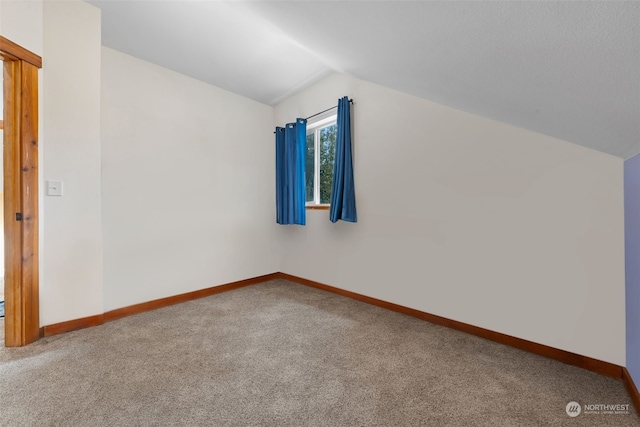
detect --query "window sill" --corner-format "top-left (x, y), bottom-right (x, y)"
top-left (306, 205), bottom-right (330, 210)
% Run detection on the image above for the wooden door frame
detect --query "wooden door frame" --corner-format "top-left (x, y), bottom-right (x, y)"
top-left (0, 36), bottom-right (42, 347)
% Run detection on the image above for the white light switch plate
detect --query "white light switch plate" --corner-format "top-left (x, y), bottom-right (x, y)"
top-left (47, 180), bottom-right (63, 196)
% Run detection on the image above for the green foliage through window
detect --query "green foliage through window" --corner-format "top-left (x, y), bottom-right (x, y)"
top-left (306, 120), bottom-right (336, 205)
top-left (305, 134), bottom-right (315, 202)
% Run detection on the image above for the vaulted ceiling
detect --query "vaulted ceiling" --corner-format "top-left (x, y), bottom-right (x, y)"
top-left (88, 1), bottom-right (640, 159)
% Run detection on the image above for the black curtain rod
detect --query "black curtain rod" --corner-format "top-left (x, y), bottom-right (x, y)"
top-left (305, 98), bottom-right (353, 120)
top-left (275, 98), bottom-right (354, 133)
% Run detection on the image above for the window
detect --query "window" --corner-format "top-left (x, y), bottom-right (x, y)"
top-left (305, 115), bottom-right (337, 207)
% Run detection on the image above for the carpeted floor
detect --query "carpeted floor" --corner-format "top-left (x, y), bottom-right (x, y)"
top-left (0, 279), bottom-right (638, 426)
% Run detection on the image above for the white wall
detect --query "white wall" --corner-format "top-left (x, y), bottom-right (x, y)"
top-left (41, 0), bottom-right (103, 325)
top-left (275, 73), bottom-right (626, 365)
top-left (0, 0), bottom-right (43, 57)
top-left (101, 47), bottom-right (279, 311)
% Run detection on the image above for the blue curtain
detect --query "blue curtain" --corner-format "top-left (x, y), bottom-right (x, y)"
top-left (275, 118), bottom-right (307, 225)
top-left (330, 97), bottom-right (357, 223)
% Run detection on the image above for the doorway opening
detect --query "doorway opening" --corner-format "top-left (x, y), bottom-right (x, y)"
top-left (0, 36), bottom-right (42, 347)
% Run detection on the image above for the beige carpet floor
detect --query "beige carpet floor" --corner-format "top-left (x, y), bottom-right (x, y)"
top-left (0, 279), bottom-right (638, 426)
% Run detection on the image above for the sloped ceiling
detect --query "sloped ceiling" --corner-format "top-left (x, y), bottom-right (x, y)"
top-left (88, 1), bottom-right (640, 159)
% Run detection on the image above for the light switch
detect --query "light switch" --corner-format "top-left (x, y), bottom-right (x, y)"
top-left (47, 180), bottom-right (63, 196)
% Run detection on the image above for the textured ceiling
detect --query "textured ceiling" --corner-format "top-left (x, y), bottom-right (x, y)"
top-left (89, 1), bottom-right (640, 159)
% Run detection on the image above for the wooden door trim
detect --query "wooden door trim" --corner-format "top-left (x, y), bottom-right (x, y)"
top-left (1, 36), bottom-right (42, 347)
top-left (0, 36), bottom-right (42, 68)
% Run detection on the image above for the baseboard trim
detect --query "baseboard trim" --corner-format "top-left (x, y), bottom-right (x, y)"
top-left (623, 368), bottom-right (640, 416)
top-left (44, 314), bottom-right (104, 337)
top-left (104, 273), bottom-right (280, 322)
top-left (277, 272), bottom-right (623, 380)
top-left (41, 271), bottom-right (636, 410)
top-left (43, 273), bottom-right (280, 336)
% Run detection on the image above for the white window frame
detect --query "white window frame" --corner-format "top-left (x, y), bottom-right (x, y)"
top-left (306, 114), bottom-right (337, 207)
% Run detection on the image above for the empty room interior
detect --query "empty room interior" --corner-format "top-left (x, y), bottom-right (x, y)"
top-left (1, 0), bottom-right (639, 425)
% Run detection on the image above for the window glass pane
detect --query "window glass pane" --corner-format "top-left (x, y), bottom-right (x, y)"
top-left (319, 124), bottom-right (336, 204)
top-left (306, 133), bottom-right (315, 202)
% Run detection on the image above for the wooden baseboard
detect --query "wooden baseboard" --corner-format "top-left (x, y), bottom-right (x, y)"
top-left (277, 272), bottom-right (623, 380)
top-left (42, 270), bottom-right (636, 410)
top-left (623, 368), bottom-right (640, 416)
top-left (41, 271), bottom-right (628, 385)
top-left (44, 273), bottom-right (280, 336)
top-left (104, 273), bottom-right (279, 322)
top-left (44, 314), bottom-right (104, 337)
